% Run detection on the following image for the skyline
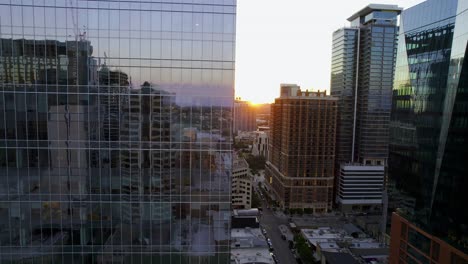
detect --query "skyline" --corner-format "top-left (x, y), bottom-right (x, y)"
top-left (235, 0), bottom-right (424, 104)
top-left (0, 0), bottom-right (467, 263)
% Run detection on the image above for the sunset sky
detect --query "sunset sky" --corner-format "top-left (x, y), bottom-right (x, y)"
top-left (234, 0), bottom-right (424, 104)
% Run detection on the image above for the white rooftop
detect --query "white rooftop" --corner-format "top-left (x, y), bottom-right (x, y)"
top-left (318, 242), bottom-right (341, 252)
top-left (231, 248), bottom-right (274, 264)
top-left (231, 228), bottom-right (267, 248)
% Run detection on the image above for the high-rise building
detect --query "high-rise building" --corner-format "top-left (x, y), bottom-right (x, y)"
top-left (0, 1), bottom-right (236, 263)
top-left (330, 4), bottom-right (401, 212)
top-left (231, 154), bottom-right (252, 209)
top-left (234, 99), bottom-right (256, 133)
top-left (265, 85), bottom-right (337, 212)
top-left (388, 0), bottom-right (468, 262)
top-left (251, 131), bottom-right (269, 157)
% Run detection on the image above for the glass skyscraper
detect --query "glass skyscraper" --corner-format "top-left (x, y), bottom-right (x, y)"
top-left (0, 0), bottom-right (236, 263)
top-left (330, 4), bottom-right (401, 212)
top-left (388, 0), bottom-right (468, 262)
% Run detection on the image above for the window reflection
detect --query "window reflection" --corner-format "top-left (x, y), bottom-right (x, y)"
top-left (0, 0), bottom-right (235, 262)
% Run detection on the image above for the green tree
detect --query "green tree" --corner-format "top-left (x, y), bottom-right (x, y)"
top-left (245, 154), bottom-right (266, 173)
top-left (294, 234), bottom-right (314, 264)
top-left (251, 190), bottom-right (261, 208)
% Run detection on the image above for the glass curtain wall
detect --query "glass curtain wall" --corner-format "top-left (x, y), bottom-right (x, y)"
top-left (0, 0), bottom-right (236, 263)
top-left (389, 0), bottom-right (467, 254)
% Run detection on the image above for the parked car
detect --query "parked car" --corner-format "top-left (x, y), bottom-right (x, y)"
top-left (271, 253), bottom-right (279, 263)
top-left (267, 239), bottom-right (274, 251)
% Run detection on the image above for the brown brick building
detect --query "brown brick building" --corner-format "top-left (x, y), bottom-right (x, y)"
top-left (265, 84), bottom-right (338, 212)
top-left (389, 212), bottom-right (468, 264)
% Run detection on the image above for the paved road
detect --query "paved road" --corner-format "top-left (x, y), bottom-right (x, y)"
top-left (258, 192), bottom-right (297, 264)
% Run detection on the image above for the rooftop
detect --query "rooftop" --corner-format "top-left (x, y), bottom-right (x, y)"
top-left (231, 248), bottom-right (274, 264)
top-left (301, 228), bottom-right (349, 247)
top-left (318, 242), bottom-right (340, 252)
top-left (231, 227), bottom-right (267, 248)
top-left (321, 252), bottom-right (359, 264)
top-left (233, 209), bottom-right (259, 217)
top-left (301, 227), bottom-right (385, 249)
top-left (350, 247), bottom-right (389, 257)
top-left (233, 155), bottom-right (249, 171)
top-left (278, 91), bottom-right (337, 100)
top-left (341, 163), bottom-right (385, 170)
top-left (347, 4), bottom-right (403, 21)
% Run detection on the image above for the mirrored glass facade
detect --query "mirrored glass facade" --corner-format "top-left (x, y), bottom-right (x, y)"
top-left (389, 0), bottom-right (468, 255)
top-left (332, 5), bottom-right (400, 166)
top-left (331, 5), bottom-right (400, 211)
top-left (332, 5), bottom-right (400, 167)
top-left (0, 0), bottom-right (236, 263)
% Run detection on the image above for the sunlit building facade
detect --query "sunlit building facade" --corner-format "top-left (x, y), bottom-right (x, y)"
top-left (0, 0), bottom-right (236, 263)
top-left (388, 0), bottom-right (468, 262)
top-left (266, 85), bottom-right (337, 212)
top-left (233, 99), bottom-right (256, 133)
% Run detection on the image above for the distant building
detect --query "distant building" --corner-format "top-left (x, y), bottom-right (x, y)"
top-left (388, 0), bottom-right (468, 261)
top-left (279, 83), bottom-right (301, 97)
top-left (234, 98), bottom-right (256, 133)
top-left (255, 103), bottom-right (271, 127)
top-left (330, 4), bottom-right (401, 212)
top-left (234, 131), bottom-right (256, 145)
top-left (266, 84), bottom-right (337, 212)
top-left (232, 154), bottom-right (252, 209)
top-left (251, 131), bottom-right (269, 157)
top-left (257, 126), bottom-right (270, 132)
top-left (0, 38), bottom-right (96, 85)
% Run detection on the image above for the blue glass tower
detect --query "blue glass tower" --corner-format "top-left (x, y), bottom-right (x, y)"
top-left (388, 0), bottom-right (468, 260)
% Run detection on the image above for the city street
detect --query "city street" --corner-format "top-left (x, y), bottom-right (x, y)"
top-left (258, 191), bottom-right (297, 264)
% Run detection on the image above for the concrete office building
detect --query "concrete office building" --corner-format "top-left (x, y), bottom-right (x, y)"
top-left (251, 131), bottom-right (269, 157)
top-left (337, 164), bottom-right (385, 211)
top-left (266, 85), bottom-right (338, 212)
top-left (330, 4), bottom-right (401, 212)
top-left (232, 154), bottom-right (252, 209)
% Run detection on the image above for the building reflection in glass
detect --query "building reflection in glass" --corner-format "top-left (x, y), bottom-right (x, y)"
top-left (0, 0), bottom-right (235, 263)
top-left (388, 0), bottom-right (468, 254)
